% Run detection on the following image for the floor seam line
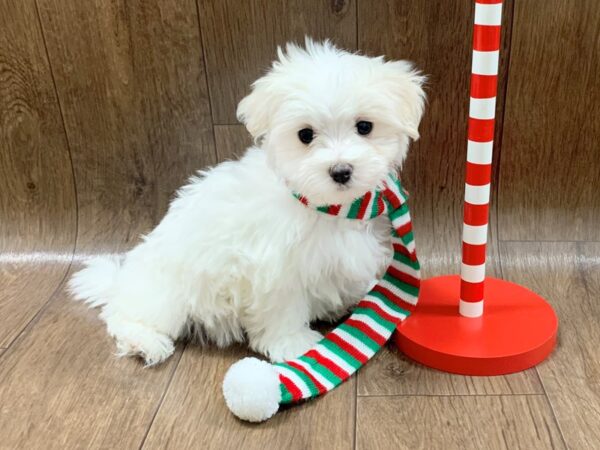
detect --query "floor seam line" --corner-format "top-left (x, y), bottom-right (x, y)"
top-left (0, 254), bottom-right (75, 356)
top-left (138, 343), bottom-right (187, 450)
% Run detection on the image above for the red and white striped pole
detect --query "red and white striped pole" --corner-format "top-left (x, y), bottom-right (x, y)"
top-left (395, 0), bottom-right (557, 375)
top-left (459, 0), bottom-right (503, 318)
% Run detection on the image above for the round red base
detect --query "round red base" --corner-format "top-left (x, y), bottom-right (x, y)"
top-left (394, 275), bottom-right (558, 375)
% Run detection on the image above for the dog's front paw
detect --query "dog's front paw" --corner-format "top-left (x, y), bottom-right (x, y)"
top-left (265, 329), bottom-right (324, 362)
top-left (107, 316), bottom-right (175, 366)
top-left (116, 333), bottom-right (174, 367)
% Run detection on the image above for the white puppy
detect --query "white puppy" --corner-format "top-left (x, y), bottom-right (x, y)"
top-left (69, 39), bottom-right (425, 366)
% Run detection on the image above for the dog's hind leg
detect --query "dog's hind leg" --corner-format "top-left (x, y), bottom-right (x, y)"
top-left (70, 256), bottom-right (176, 365)
top-left (95, 261), bottom-right (189, 366)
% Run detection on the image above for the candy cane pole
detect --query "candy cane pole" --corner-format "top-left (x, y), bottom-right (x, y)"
top-left (460, 0), bottom-right (503, 318)
top-left (394, 0), bottom-right (557, 375)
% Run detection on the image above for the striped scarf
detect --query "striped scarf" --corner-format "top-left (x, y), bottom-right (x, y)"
top-left (223, 172), bottom-right (420, 421)
top-left (280, 172), bottom-right (420, 401)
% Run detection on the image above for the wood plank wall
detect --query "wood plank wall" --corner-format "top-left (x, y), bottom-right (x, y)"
top-left (499, 0), bottom-right (600, 241)
top-left (2, 0), bottom-right (597, 260)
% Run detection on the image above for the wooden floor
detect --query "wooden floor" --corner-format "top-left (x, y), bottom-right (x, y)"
top-left (1, 201), bottom-right (598, 449)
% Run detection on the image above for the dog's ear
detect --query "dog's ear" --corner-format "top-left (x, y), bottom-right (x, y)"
top-left (237, 80), bottom-right (269, 141)
top-left (237, 43), bottom-right (302, 141)
top-left (382, 60), bottom-right (427, 141)
top-left (237, 70), bottom-right (279, 141)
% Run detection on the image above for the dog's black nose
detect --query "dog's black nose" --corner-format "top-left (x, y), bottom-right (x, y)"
top-left (330, 163), bottom-right (353, 185)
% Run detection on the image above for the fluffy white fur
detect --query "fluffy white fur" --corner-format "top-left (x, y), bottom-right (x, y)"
top-left (69, 39), bottom-right (425, 366)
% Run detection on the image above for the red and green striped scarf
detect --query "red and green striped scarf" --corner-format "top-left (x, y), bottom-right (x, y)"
top-left (280, 173), bottom-right (419, 402)
top-left (223, 173), bottom-right (419, 421)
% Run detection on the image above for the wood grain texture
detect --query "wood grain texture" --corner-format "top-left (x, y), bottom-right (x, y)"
top-left (358, 0), bottom-right (513, 271)
top-left (214, 124), bottom-right (253, 162)
top-left (356, 395), bottom-right (565, 450)
top-left (198, 0), bottom-right (357, 124)
top-left (358, 345), bottom-right (542, 397)
top-left (501, 242), bottom-right (600, 448)
top-left (36, 0), bottom-right (216, 254)
top-left (142, 345), bottom-right (355, 450)
top-left (0, 262), bottom-right (71, 348)
top-left (0, 269), bottom-right (182, 449)
top-left (0, 1), bottom-right (76, 346)
top-left (356, 395), bottom-right (566, 450)
top-left (498, 0), bottom-right (600, 241)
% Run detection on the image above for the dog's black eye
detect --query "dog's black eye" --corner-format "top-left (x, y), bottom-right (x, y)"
top-left (356, 121), bottom-right (373, 136)
top-left (298, 128), bottom-right (314, 144)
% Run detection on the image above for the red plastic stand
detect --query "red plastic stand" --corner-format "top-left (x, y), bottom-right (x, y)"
top-left (394, 275), bottom-right (558, 375)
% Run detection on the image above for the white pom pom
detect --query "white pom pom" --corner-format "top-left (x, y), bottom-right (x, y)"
top-left (222, 357), bottom-right (281, 422)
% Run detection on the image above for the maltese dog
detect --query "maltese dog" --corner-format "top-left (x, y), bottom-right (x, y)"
top-left (69, 39), bottom-right (425, 366)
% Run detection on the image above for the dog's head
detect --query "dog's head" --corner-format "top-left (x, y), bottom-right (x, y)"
top-left (237, 39), bottom-right (426, 205)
